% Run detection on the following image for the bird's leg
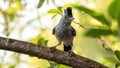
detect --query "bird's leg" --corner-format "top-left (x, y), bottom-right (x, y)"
top-left (68, 50), bottom-right (73, 56)
top-left (68, 45), bottom-right (74, 56)
top-left (64, 43), bottom-right (74, 56)
top-left (50, 42), bottom-right (61, 52)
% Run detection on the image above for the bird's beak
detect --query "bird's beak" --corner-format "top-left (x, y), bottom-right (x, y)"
top-left (70, 17), bottom-right (74, 21)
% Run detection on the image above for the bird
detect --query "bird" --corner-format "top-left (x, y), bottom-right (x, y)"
top-left (51, 7), bottom-right (76, 56)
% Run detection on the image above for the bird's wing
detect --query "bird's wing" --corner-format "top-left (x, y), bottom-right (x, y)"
top-left (52, 27), bottom-right (56, 35)
top-left (71, 27), bottom-right (76, 36)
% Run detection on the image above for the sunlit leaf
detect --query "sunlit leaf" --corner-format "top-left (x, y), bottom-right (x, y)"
top-left (108, 0), bottom-right (120, 25)
top-left (58, 64), bottom-right (71, 68)
top-left (57, 6), bottom-right (62, 13)
top-left (85, 29), bottom-right (116, 37)
top-left (9, 65), bottom-right (15, 68)
top-left (48, 9), bottom-right (60, 13)
top-left (6, 7), bottom-right (15, 21)
top-left (14, 0), bottom-right (23, 10)
top-left (105, 57), bottom-right (118, 63)
top-left (29, 35), bottom-right (41, 44)
top-left (115, 50), bottom-right (120, 62)
top-left (37, 0), bottom-right (45, 8)
top-left (74, 6), bottom-right (111, 26)
top-left (38, 37), bottom-right (48, 46)
top-left (8, 13), bottom-right (15, 21)
top-left (7, 7), bottom-right (15, 14)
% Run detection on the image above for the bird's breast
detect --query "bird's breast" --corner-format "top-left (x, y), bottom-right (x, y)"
top-left (55, 27), bottom-right (73, 41)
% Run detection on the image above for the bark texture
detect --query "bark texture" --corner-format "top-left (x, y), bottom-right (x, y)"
top-left (0, 37), bottom-right (108, 68)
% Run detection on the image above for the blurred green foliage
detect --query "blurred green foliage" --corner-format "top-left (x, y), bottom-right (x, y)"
top-left (108, 0), bottom-right (120, 25)
top-left (115, 50), bottom-right (120, 68)
top-left (73, 5), bottom-right (111, 26)
top-left (48, 9), bottom-right (61, 14)
top-left (85, 29), bottom-right (116, 37)
top-left (38, 37), bottom-right (48, 46)
top-left (37, 0), bottom-right (45, 8)
top-left (0, 0), bottom-right (120, 68)
top-left (115, 50), bottom-right (120, 62)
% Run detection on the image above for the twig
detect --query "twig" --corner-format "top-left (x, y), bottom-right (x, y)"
top-left (97, 37), bottom-right (113, 51)
top-left (72, 21), bottom-right (89, 30)
top-left (72, 20), bottom-right (112, 50)
top-left (0, 36), bottom-right (108, 68)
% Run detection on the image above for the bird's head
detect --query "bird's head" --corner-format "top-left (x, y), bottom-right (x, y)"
top-left (63, 7), bottom-right (74, 22)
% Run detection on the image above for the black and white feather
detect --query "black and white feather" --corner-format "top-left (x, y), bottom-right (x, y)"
top-left (52, 7), bottom-right (76, 55)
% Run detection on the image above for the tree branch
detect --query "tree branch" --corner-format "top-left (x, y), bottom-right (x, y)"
top-left (0, 37), bottom-right (108, 68)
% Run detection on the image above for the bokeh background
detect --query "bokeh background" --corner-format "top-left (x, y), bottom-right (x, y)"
top-left (0, 0), bottom-right (120, 68)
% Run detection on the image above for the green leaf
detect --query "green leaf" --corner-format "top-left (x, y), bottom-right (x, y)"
top-left (115, 50), bottom-right (120, 62)
top-left (49, 62), bottom-right (59, 68)
top-left (108, 0), bottom-right (120, 25)
top-left (8, 13), bottom-right (15, 21)
top-left (37, 0), bottom-right (45, 8)
top-left (57, 6), bottom-right (63, 13)
top-left (9, 65), bottom-right (15, 68)
top-left (105, 57), bottom-right (118, 63)
top-left (52, 14), bottom-right (57, 19)
top-left (38, 37), bottom-right (48, 46)
top-left (48, 9), bottom-right (60, 13)
top-left (6, 7), bottom-right (16, 21)
top-left (115, 62), bottom-right (120, 68)
top-left (85, 29), bottom-right (116, 37)
top-left (74, 6), bottom-right (110, 26)
top-left (58, 64), bottom-right (71, 68)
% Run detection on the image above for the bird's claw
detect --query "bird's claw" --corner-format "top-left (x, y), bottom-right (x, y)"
top-left (68, 50), bottom-right (74, 57)
top-left (50, 46), bottom-right (56, 52)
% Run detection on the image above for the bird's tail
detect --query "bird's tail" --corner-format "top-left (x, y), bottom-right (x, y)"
top-left (63, 44), bottom-right (72, 51)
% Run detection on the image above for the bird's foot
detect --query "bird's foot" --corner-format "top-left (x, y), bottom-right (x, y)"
top-left (68, 50), bottom-right (74, 57)
top-left (50, 46), bottom-right (56, 52)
